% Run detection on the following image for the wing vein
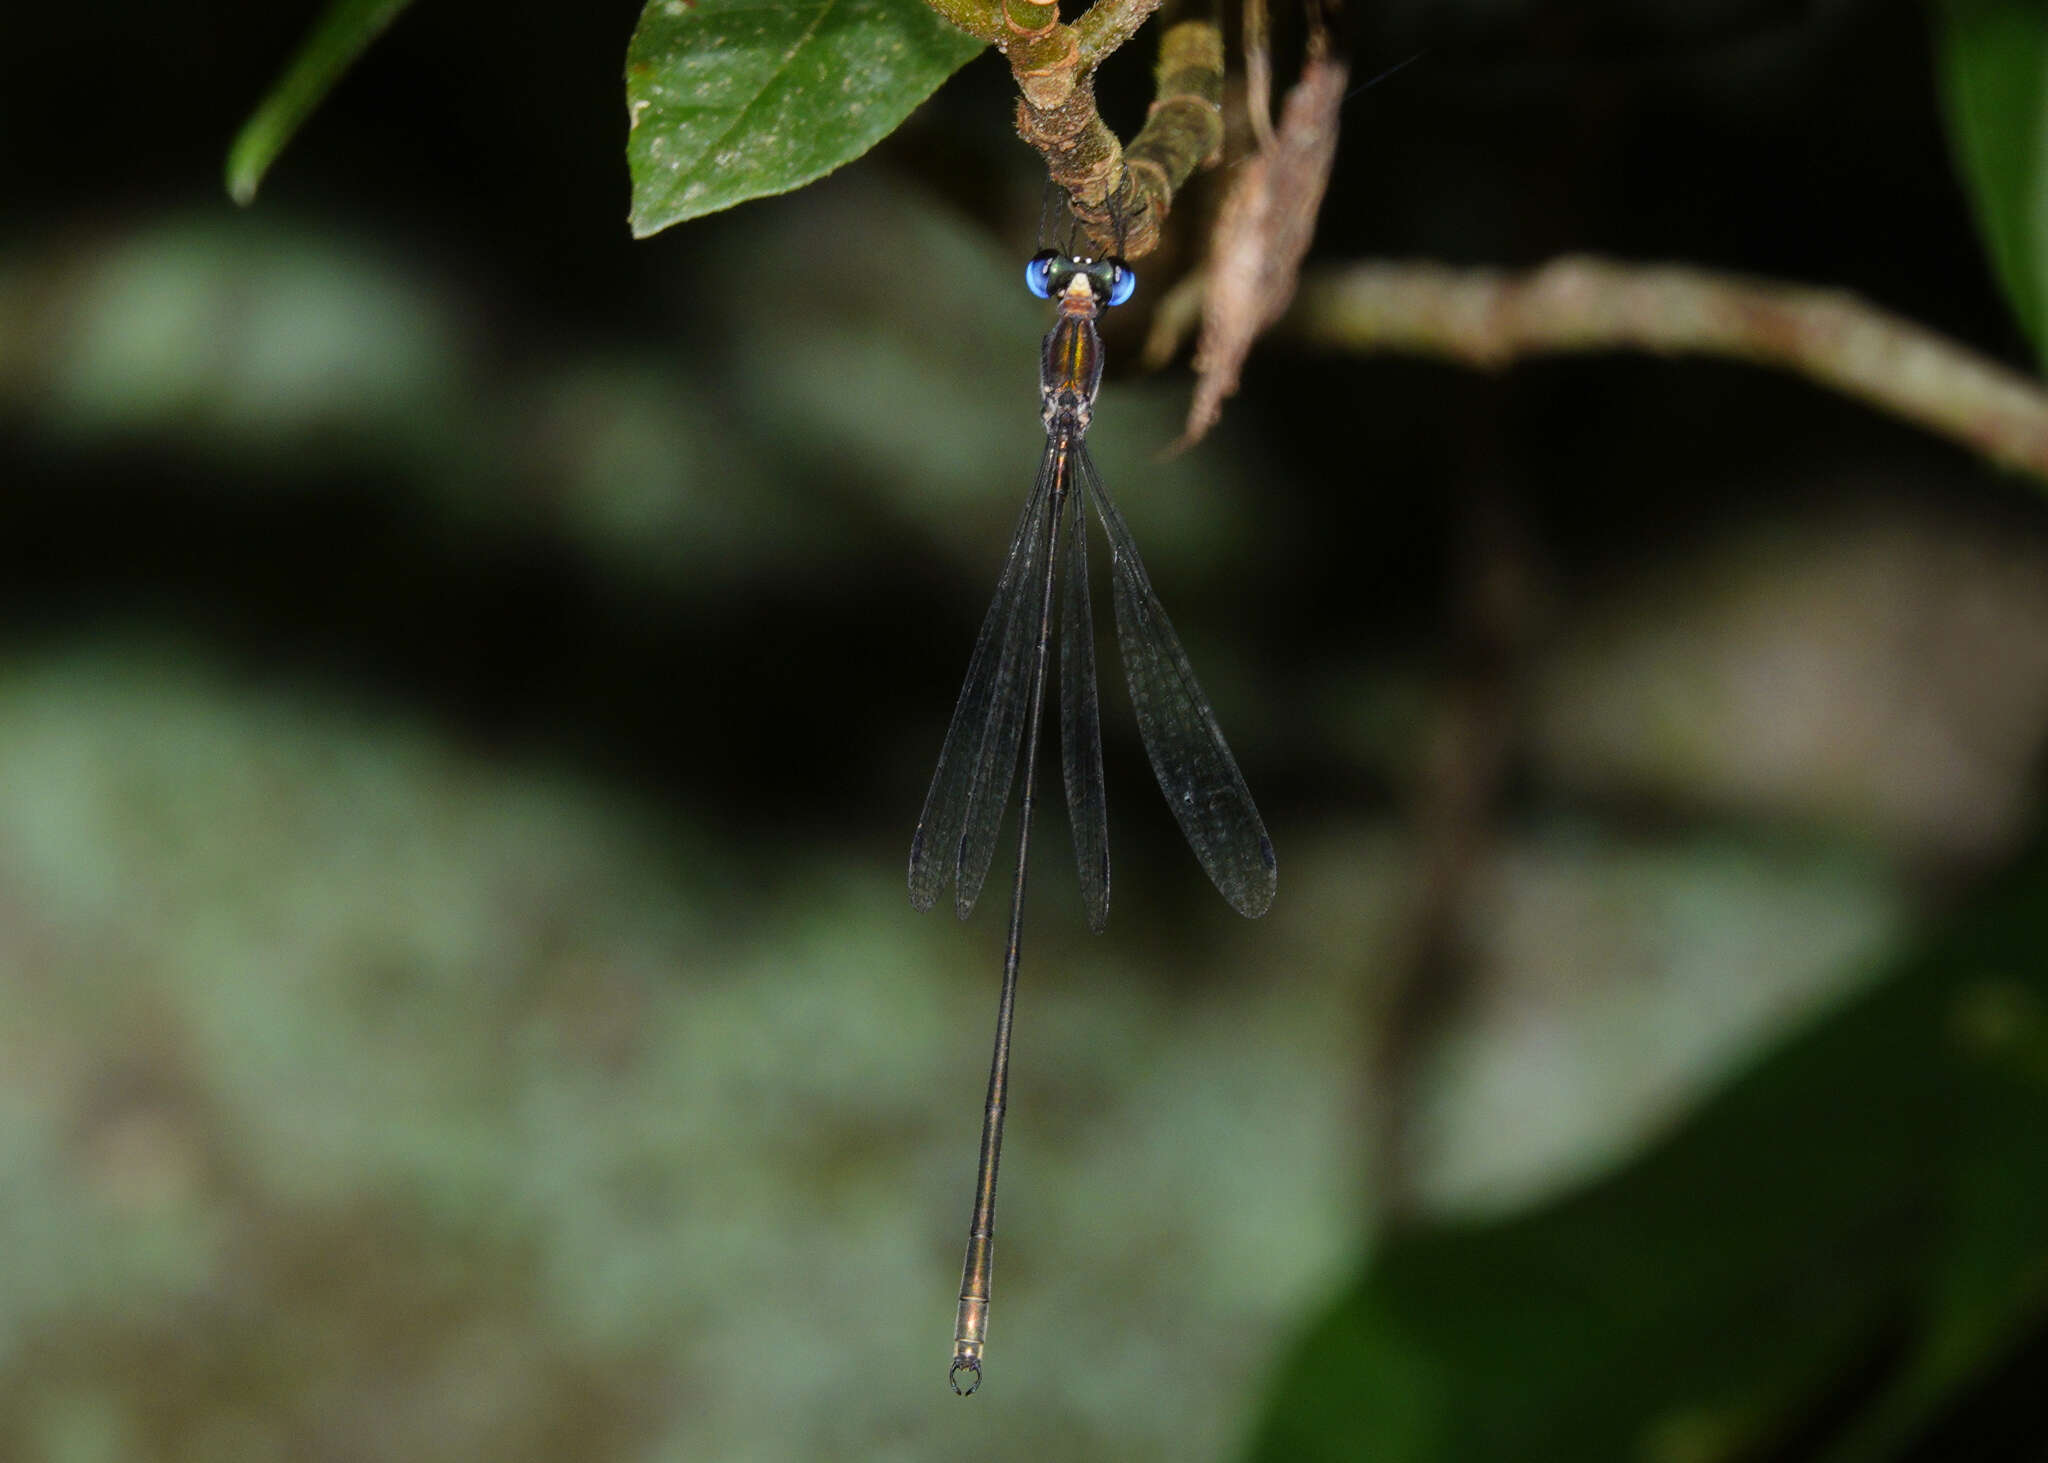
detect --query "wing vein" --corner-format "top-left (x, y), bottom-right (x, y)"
top-left (1085, 448), bottom-right (1276, 917)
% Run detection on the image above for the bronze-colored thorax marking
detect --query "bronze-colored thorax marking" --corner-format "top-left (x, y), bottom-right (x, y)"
top-left (1040, 272), bottom-right (1104, 438)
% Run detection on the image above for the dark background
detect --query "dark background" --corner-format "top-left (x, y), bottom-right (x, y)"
top-left (3, 0), bottom-right (2044, 1458)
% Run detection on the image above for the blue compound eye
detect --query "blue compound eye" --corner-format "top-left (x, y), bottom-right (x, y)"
top-left (1083, 256), bottom-right (1136, 307)
top-left (1024, 249), bottom-right (1060, 300)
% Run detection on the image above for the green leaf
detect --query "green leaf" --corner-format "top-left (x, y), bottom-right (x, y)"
top-left (225, 0), bottom-right (419, 205)
top-left (1246, 840), bottom-right (2048, 1462)
top-left (1934, 0), bottom-right (2048, 367)
top-left (625, 0), bottom-right (983, 238)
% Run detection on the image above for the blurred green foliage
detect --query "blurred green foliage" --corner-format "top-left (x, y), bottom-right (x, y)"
top-left (234, 0), bottom-right (982, 237)
top-left (225, 0), bottom-right (419, 206)
top-left (1252, 839), bottom-right (2048, 1461)
top-left (0, 642), bottom-right (1374, 1460)
top-left (1936, 0), bottom-right (2048, 368)
top-left (0, 187), bottom-right (1947, 1459)
top-left (9, 2), bottom-right (2048, 1460)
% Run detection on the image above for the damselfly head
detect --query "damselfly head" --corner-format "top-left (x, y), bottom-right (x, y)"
top-left (1024, 250), bottom-right (1136, 309)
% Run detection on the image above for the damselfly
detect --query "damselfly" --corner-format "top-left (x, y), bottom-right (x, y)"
top-left (909, 249), bottom-right (1276, 1395)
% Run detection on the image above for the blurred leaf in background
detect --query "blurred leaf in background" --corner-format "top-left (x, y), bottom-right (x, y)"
top-left (1250, 837), bottom-right (2048, 1462)
top-left (225, 0), bottom-right (420, 205)
top-left (1935, 0), bottom-right (2048, 367)
top-left (0, 637), bottom-right (1378, 1459)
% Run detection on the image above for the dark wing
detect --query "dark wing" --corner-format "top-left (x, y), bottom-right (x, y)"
top-left (908, 446), bottom-right (1057, 918)
top-left (1060, 464), bottom-right (1110, 933)
top-left (1084, 446), bottom-right (1276, 918)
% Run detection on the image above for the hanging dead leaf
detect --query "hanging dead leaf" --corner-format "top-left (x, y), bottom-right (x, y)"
top-left (1177, 53), bottom-right (1348, 448)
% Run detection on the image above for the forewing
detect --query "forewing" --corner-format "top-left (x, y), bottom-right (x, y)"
top-left (909, 461), bottom-right (1056, 916)
top-left (952, 460), bottom-right (1056, 918)
top-left (1060, 468), bottom-right (1111, 933)
top-left (1087, 449), bottom-right (1277, 917)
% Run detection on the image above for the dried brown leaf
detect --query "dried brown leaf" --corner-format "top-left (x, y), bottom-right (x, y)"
top-left (1178, 54), bottom-right (1348, 447)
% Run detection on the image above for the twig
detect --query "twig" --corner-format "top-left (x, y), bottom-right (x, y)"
top-left (919, 0), bottom-right (1219, 259)
top-left (920, 0), bottom-right (1003, 44)
top-left (1113, 21), bottom-right (1225, 248)
top-left (1001, 0), bottom-right (1079, 108)
top-left (1013, 19), bottom-right (1224, 259)
top-left (1290, 257), bottom-right (2048, 482)
top-left (1242, 0), bottom-right (1276, 153)
top-left (1074, 0), bottom-right (1167, 68)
